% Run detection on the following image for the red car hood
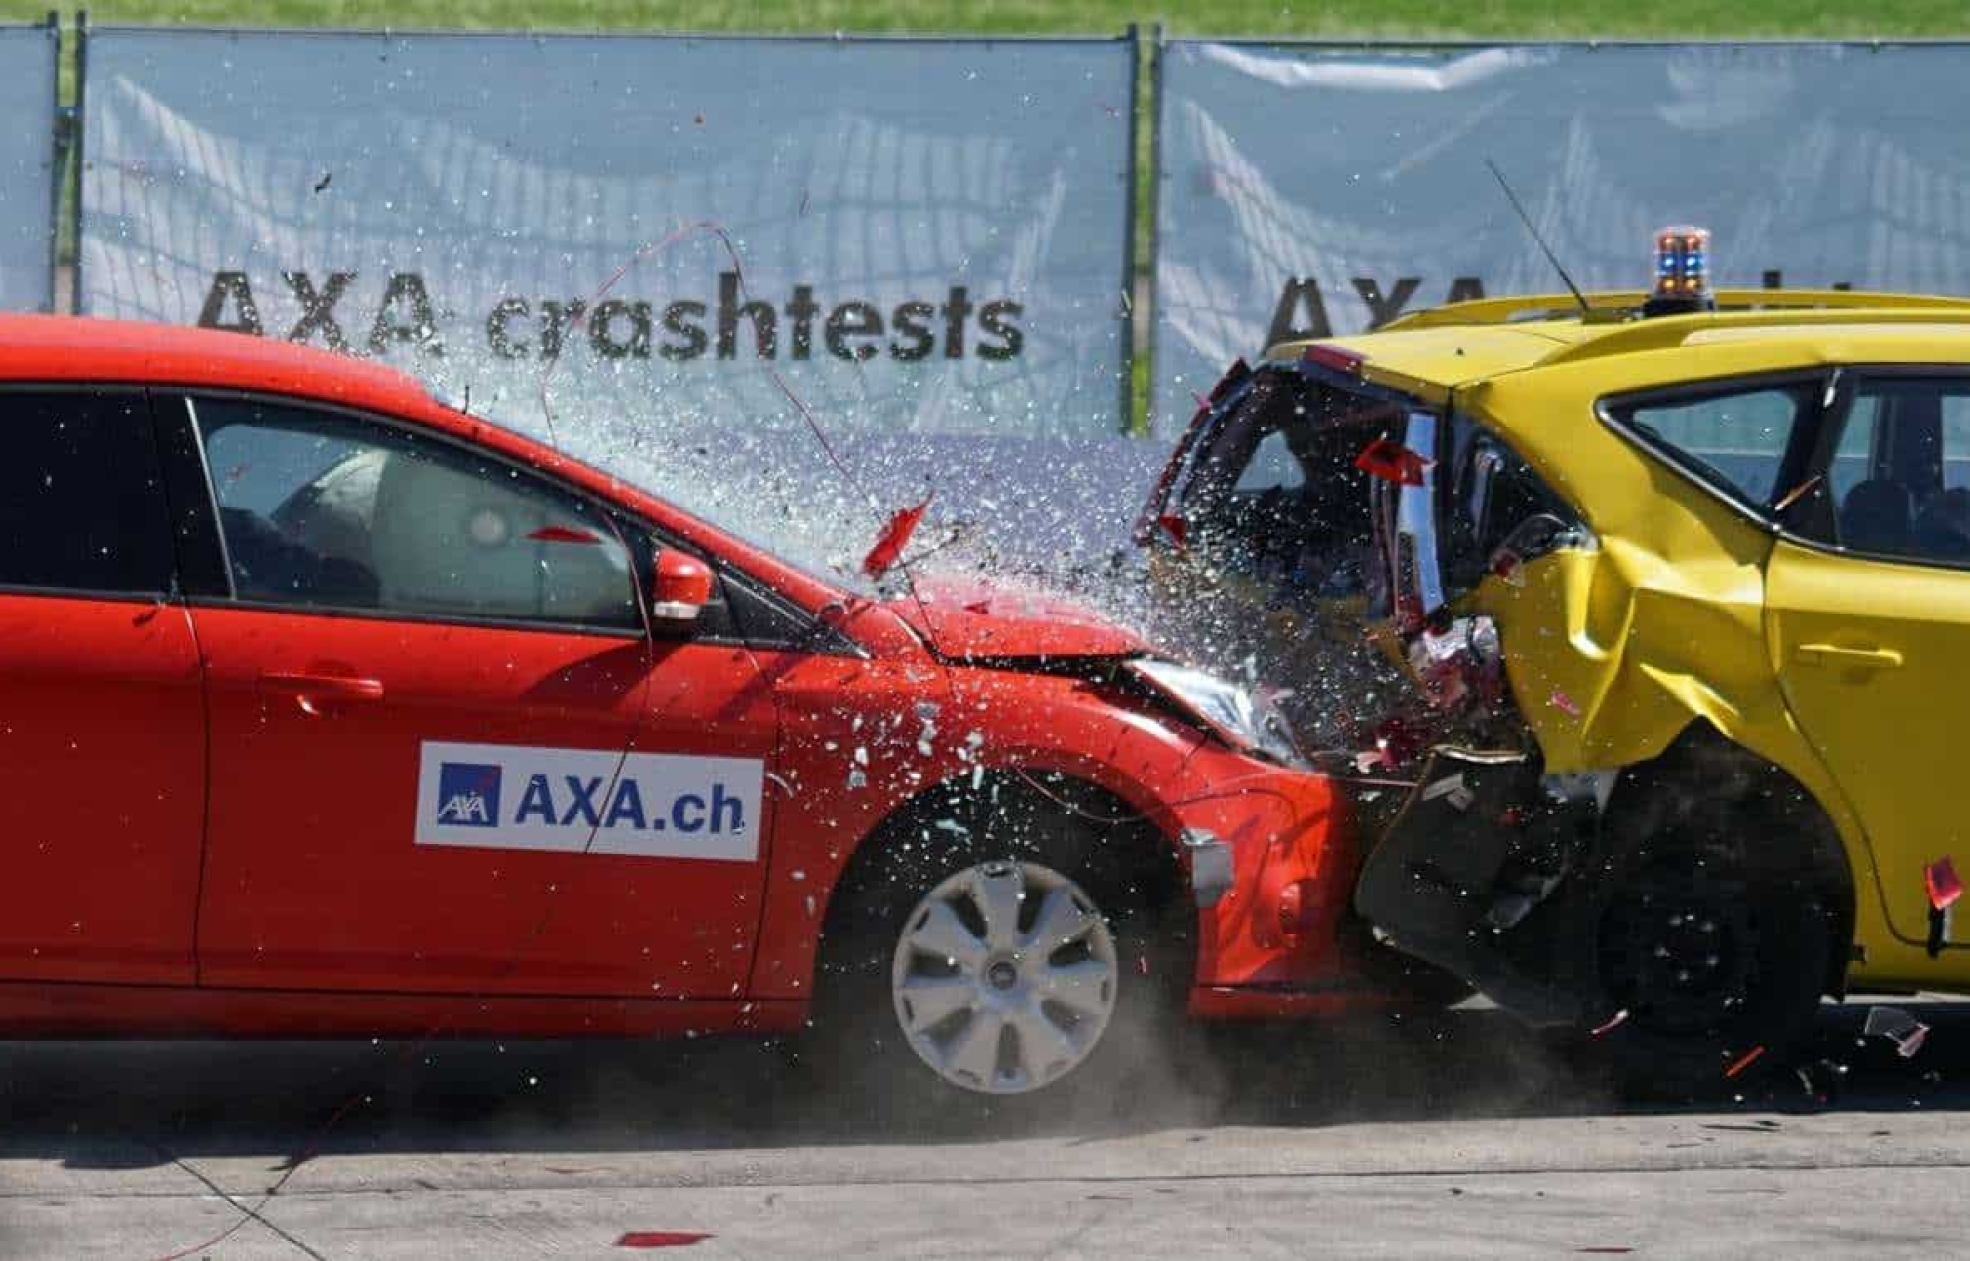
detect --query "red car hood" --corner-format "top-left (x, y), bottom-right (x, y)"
top-left (892, 581), bottom-right (1147, 661)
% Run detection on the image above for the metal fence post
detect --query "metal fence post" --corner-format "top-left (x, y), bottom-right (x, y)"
top-left (69, 9), bottom-right (86, 315)
top-left (41, 10), bottom-right (59, 313)
top-left (1143, 23), bottom-right (1165, 438)
top-left (1118, 22), bottom-right (1143, 436)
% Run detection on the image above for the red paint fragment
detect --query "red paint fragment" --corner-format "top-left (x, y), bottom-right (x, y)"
top-left (1157, 513), bottom-right (1188, 550)
top-left (528, 525), bottom-right (603, 545)
top-left (1549, 688), bottom-right (1582, 719)
top-left (1926, 857), bottom-right (1962, 910)
top-left (1353, 438), bottom-right (1431, 487)
top-left (1369, 716), bottom-right (1425, 770)
top-left (618, 1232), bottom-right (711, 1249)
top-left (1724, 1044), bottom-right (1766, 1078)
top-left (862, 498), bottom-right (930, 578)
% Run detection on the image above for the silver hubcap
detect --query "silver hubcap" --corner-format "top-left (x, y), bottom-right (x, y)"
top-left (890, 859), bottom-right (1119, 1095)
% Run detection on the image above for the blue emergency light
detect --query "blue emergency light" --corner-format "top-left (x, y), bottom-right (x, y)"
top-left (1644, 225), bottom-right (1714, 315)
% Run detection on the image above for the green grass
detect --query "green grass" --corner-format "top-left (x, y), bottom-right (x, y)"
top-left (7, 1), bottom-right (1969, 37)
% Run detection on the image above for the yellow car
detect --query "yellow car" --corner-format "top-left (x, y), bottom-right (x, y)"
top-left (1142, 239), bottom-right (1970, 1089)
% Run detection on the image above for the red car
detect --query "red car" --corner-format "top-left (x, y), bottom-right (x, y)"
top-left (0, 315), bottom-right (1380, 1102)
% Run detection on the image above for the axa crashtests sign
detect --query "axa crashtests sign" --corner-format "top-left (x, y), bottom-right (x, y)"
top-left (191, 270), bottom-right (1026, 365)
top-left (80, 29), bottom-right (1132, 441)
top-left (1153, 41), bottom-right (1970, 435)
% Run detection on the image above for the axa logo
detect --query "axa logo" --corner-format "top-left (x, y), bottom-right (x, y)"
top-left (435, 762), bottom-right (502, 828)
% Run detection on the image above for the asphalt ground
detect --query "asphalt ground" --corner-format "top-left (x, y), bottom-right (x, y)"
top-left (3, 999), bottom-right (1967, 1258)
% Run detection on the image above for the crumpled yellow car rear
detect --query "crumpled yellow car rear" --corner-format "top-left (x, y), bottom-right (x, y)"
top-left (1141, 287), bottom-right (1970, 1090)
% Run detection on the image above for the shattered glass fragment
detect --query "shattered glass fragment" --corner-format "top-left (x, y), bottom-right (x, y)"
top-left (1421, 773), bottom-right (1466, 803)
top-left (1589, 1009), bottom-right (1629, 1037)
top-left (1863, 1005), bottom-right (1931, 1058)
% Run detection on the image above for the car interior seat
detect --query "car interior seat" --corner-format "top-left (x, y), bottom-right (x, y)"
top-left (368, 449), bottom-right (632, 623)
top-left (1841, 478), bottom-right (1914, 554)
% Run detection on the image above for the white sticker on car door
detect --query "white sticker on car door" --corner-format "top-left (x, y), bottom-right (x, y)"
top-left (416, 740), bottom-right (763, 861)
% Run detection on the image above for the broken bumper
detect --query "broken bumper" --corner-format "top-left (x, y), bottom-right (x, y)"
top-left (1176, 744), bottom-right (1372, 1017)
top-left (1352, 750), bottom-right (1601, 1027)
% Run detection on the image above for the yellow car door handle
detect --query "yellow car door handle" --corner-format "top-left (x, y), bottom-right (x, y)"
top-left (1796, 643), bottom-right (1904, 669)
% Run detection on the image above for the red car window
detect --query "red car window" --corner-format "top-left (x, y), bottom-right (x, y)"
top-left (190, 396), bottom-right (641, 630)
top-left (0, 389), bottom-right (174, 596)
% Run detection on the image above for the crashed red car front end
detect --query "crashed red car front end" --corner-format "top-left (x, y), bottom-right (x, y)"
top-left (743, 586), bottom-right (1383, 1021)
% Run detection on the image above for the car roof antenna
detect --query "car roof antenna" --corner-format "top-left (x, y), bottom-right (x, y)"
top-left (1486, 158), bottom-right (1590, 317)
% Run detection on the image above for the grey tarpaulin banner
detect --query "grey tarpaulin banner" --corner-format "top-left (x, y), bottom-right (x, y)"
top-left (0, 21), bottom-right (56, 312)
top-left (81, 28), bottom-right (1145, 579)
top-left (1154, 41), bottom-right (1970, 434)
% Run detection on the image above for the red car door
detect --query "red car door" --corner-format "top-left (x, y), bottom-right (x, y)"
top-left (166, 393), bottom-right (778, 998)
top-left (0, 389), bottom-right (205, 985)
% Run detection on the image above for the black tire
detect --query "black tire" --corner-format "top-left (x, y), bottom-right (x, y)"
top-left (1574, 794), bottom-right (1833, 1100)
top-left (801, 776), bottom-right (1194, 1130)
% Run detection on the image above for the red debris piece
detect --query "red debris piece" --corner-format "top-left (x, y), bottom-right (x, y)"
top-left (1157, 513), bottom-right (1188, 551)
top-left (1353, 438), bottom-right (1431, 487)
top-left (862, 498), bottom-right (930, 578)
top-left (1549, 688), bottom-right (1583, 719)
top-left (1724, 1044), bottom-right (1766, 1078)
top-left (963, 600), bottom-right (992, 614)
top-left (528, 525), bottom-right (603, 545)
top-left (618, 1232), bottom-right (712, 1249)
top-left (1490, 547), bottom-right (1527, 587)
top-left (1926, 857), bottom-right (1962, 910)
top-left (1367, 716), bottom-right (1426, 771)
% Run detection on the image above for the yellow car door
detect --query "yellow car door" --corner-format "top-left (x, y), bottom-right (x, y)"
top-left (1765, 370), bottom-right (1970, 961)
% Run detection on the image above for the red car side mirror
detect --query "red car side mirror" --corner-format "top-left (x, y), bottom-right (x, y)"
top-left (649, 550), bottom-right (714, 624)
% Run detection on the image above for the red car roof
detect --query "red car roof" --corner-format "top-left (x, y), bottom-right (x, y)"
top-left (0, 312), bottom-right (441, 418)
top-left (0, 313), bottom-right (871, 618)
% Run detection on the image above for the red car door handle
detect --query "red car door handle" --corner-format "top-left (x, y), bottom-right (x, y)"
top-left (261, 672), bottom-right (386, 715)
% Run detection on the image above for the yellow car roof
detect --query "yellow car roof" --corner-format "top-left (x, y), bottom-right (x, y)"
top-left (1268, 289), bottom-right (1970, 403)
